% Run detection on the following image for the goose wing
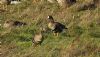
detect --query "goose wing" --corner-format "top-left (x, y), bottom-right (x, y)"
top-left (55, 22), bottom-right (66, 29)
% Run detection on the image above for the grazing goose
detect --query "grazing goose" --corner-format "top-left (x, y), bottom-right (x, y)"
top-left (47, 15), bottom-right (67, 36)
top-left (3, 20), bottom-right (26, 28)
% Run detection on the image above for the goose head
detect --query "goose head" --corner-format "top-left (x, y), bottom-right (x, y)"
top-left (47, 15), bottom-right (54, 22)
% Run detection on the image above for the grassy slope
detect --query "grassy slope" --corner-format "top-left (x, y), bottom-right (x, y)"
top-left (0, 0), bottom-right (100, 57)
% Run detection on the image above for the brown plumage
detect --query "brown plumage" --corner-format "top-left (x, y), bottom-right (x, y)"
top-left (32, 28), bottom-right (44, 46)
top-left (32, 33), bottom-right (43, 46)
top-left (47, 15), bottom-right (67, 36)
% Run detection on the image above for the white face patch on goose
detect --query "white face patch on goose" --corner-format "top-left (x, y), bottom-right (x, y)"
top-left (48, 16), bottom-right (50, 19)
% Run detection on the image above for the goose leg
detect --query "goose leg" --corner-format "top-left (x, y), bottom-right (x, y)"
top-left (53, 32), bottom-right (56, 36)
top-left (53, 31), bottom-right (55, 36)
top-left (53, 32), bottom-right (59, 36)
top-left (57, 33), bottom-right (59, 36)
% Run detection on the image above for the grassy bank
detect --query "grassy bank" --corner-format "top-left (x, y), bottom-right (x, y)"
top-left (0, 0), bottom-right (100, 57)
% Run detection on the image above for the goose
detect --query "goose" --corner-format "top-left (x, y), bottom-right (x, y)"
top-left (32, 33), bottom-right (43, 46)
top-left (47, 15), bottom-right (67, 36)
top-left (32, 28), bottom-right (44, 46)
top-left (3, 20), bottom-right (26, 28)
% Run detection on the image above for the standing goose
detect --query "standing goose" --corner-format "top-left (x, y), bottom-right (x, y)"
top-left (47, 15), bottom-right (67, 36)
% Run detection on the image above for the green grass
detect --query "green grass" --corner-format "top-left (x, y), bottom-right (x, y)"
top-left (0, 0), bottom-right (100, 57)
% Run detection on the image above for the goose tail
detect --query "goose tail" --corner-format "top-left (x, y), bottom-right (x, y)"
top-left (65, 27), bottom-right (68, 29)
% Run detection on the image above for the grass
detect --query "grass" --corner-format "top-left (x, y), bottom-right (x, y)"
top-left (0, 0), bottom-right (100, 57)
